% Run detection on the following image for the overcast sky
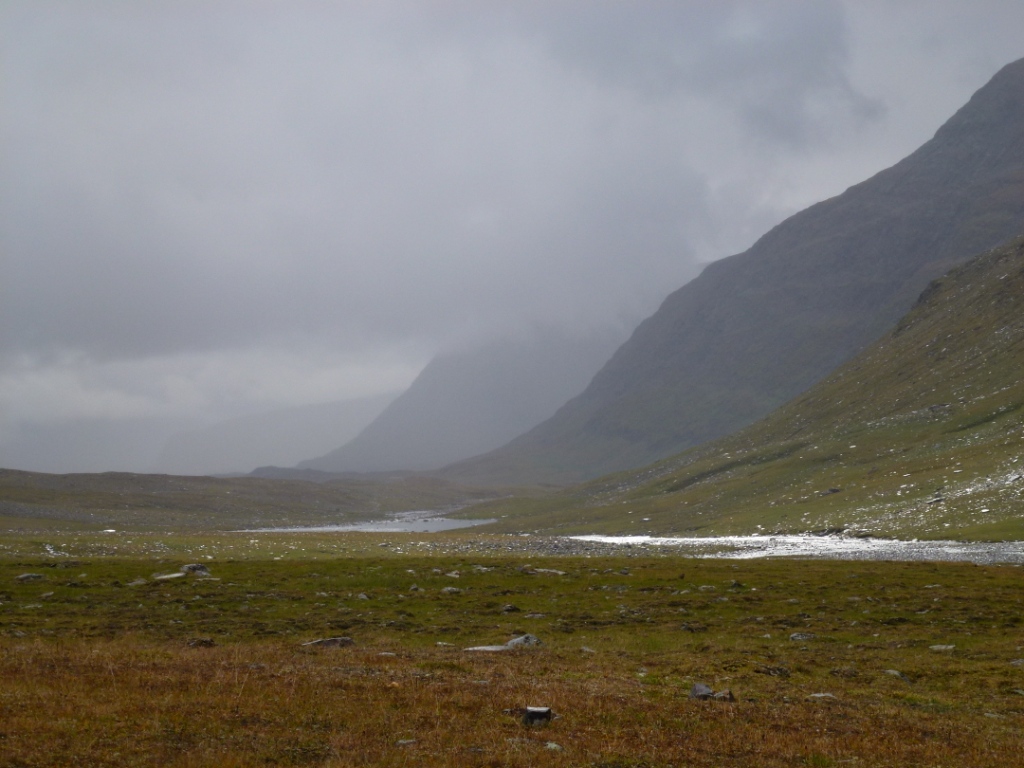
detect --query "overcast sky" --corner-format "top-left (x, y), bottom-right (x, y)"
top-left (2, 1), bottom-right (1024, 473)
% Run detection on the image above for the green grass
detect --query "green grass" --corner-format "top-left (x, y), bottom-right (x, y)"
top-left (0, 470), bottom-right (502, 532)
top-left (3, 537), bottom-right (1024, 766)
top-left (459, 237), bottom-right (1024, 540)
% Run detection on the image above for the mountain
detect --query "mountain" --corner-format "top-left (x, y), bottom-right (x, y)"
top-left (443, 57), bottom-right (1024, 487)
top-left (470, 235), bottom-right (1024, 540)
top-left (154, 393), bottom-right (396, 476)
top-left (298, 328), bottom-right (625, 474)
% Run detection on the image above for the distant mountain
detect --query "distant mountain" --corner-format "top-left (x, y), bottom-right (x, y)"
top-left (154, 393), bottom-right (396, 476)
top-left (444, 56), bottom-right (1024, 487)
top-left (475, 236), bottom-right (1024, 540)
top-left (298, 328), bottom-right (625, 474)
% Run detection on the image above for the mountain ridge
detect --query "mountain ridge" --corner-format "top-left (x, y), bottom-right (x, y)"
top-left (464, 235), bottom-right (1024, 539)
top-left (442, 56), bottom-right (1024, 487)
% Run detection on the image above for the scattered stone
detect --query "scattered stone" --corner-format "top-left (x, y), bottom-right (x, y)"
top-left (396, 739), bottom-right (416, 747)
top-left (505, 633), bottom-right (542, 648)
top-left (127, 578), bottom-right (147, 587)
top-left (689, 683), bottom-right (714, 700)
top-left (501, 604), bottom-right (521, 613)
top-left (545, 742), bottom-right (563, 752)
top-left (186, 637), bottom-right (216, 648)
top-left (830, 666), bottom-right (858, 679)
top-left (302, 637), bottom-right (354, 648)
top-left (713, 690), bottom-right (736, 702)
top-left (435, 641), bottom-right (454, 647)
top-left (408, 584), bottom-right (421, 591)
top-left (533, 568), bottom-right (566, 576)
top-left (789, 632), bottom-right (816, 641)
top-left (153, 572), bottom-right (186, 581)
top-left (523, 707), bottom-right (553, 726)
top-left (440, 587), bottom-right (462, 595)
top-left (40, 592), bottom-right (53, 598)
top-left (754, 665), bottom-right (791, 678)
top-left (378, 652), bottom-right (397, 657)
top-left (1010, 659), bottom-right (1024, 666)
top-left (885, 669), bottom-right (910, 682)
top-left (807, 693), bottom-right (837, 701)
top-left (466, 633), bottom-right (542, 652)
top-left (581, 646), bottom-right (596, 653)
top-left (15, 574), bottom-right (43, 582)
top-left (180, 564), bottom-right (210, 575)
top-left (445, 571), bottom-right (460, 578)
top-left (929, 644), bottom-right (955, 652)
top-left (356, 593), bottom-right (370, 600)
top-left (524, 613), bottom-right (546, 619)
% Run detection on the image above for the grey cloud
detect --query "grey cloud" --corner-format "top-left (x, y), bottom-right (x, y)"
top-left (3, 1), bottom-right (1024, 473)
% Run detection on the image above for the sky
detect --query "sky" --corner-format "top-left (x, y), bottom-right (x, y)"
top-left (2, 1), bottom-right (1024, 473)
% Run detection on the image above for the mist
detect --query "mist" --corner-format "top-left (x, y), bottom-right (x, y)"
top-left (3, 1), bottom-right (1024, 474)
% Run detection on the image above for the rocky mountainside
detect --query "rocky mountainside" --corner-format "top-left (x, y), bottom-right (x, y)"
top-left (444, 57), bottom-right (1024, 487)
top-left (298, 328), bottom-right (624, 473)
top-left (471, 236), bottom-right (1024, 539)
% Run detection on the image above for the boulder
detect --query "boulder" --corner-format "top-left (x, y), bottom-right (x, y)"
top-left (302, 636), bottom-right (354, 648)
top-left (689, 683), bottom-right (714, 700)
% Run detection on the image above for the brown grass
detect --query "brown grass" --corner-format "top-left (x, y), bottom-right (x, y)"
top-left (2, 546), bottom-right (1024, 766)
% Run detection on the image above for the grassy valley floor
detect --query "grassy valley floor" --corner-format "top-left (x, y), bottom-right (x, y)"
top-left (2, 532), bottom-right (1024, 766)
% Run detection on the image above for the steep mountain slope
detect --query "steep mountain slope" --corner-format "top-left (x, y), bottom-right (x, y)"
top-left (469, 236), bottom-right (1024, 540)
top-left (154, 393), bottom-right (396, 476)
top-left (298, 328), bottom-right (624, 473)
top-left (445, 57), bottom-right (1024, 487)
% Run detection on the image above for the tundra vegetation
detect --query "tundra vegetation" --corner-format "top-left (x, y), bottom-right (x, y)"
top-left (2, 531), bottom-right (1024, 766)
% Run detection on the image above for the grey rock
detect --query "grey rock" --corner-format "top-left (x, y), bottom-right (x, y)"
top-left (466, 633), bottom-right (542, 652)
top-left (545, 742), bottom-right (563, 752)
top-left (689, 683), bottom-right (714, 700)
top-left (396, 739), bottom-right (416, 747)
top-left (807, 693), bottom-right (837, 701)
top-left (523, 707), bottom-right (553, 726)
top-left (302, 636), bottom-right (354, 648)
top-left (440, 587), bottom-right (462, 595)
top-left (929, 644), bottom-right (955, 652)
top-left (153, 572), bottom-right (186, 581)
top-left (501, 604), bottom-right (521, 613)
top-left (180, 563), bottom-right (211, 575)
top-left (505, 633), bottom-right (542, 648)
top-left (789, 632), bottom-right (816, 641)
top-left (884, 669), bottom-right (910, 681)
top-left (15, 573), bottom-right (43, 582)
top-left (713, 690), bottom-right (736, 702)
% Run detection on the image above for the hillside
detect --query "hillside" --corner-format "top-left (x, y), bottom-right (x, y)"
top-left (298, 328), bottom-right (623, 473)
top-left (0, 468), bottom-right (498, 531)
top-left (444, 56), bottom-right (1024, 487)
top-left (466, 236), bottom-right (1024, 540)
